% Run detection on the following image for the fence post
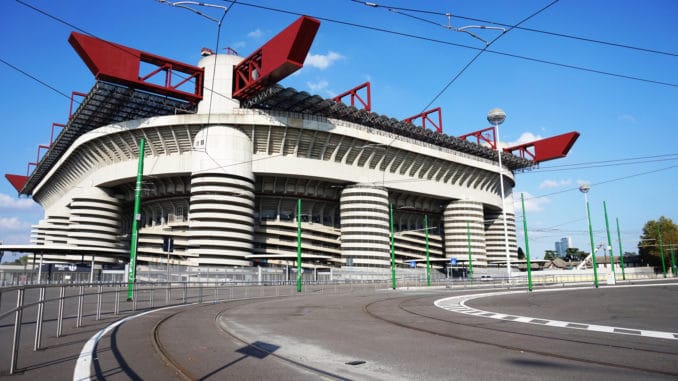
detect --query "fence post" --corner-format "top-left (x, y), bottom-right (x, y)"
top-left (10, 288), bottom-right (25, 374)
top-left (76, 286), bottom-right (84, 328)
top-left (114, 287), bottom-right (120, 315)
top-left (34, 287), bottom-right (45, 350)
top-left (96, 285), bottom-right (103, 320)
top-left (57, 286), bottom-right (65, 337)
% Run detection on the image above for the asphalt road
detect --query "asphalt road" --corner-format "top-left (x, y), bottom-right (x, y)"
top-left (2, 281), bottom-right (678, 380)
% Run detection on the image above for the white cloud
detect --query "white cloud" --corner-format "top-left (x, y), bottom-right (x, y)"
top-left (513, 192), bottom-right (550, 213)
top-left (231, 41), bottom-right (246, 49)
top-left (495, 131), bottom-right (543, 149)
top-left (247, 28), bottom-right (263, 39)
top-left (0, 193), bottom-right (37, 209)
top-left (509, 132), bottom-right (543, 146)
top-left (304, 51), bottom-right (345, 70)
top-left (618, 114), bottom-right (636, 124)
top-left (539, 179), bottom-right (571, 189)
top-left (0, 217), bottom-right (26, 230)
top-left (307, 80), bottom-right (329, 92)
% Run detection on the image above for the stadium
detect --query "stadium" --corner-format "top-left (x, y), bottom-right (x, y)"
top-left (2, 16), bottom-right (578, 279)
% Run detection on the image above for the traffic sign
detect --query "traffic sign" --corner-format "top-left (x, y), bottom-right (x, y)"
top-left (450, 258), bottom-right (457, 265)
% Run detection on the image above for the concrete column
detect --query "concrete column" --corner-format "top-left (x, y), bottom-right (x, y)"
top-left (188, 125), bottom-right (255, 266)
top-left (485, 209), bottom-right (518, 265)
top-left (340, 185), bottom-right (391, 268)
top-left (197, 53), bottom-right (242, 115)
top-left (443, 200), bottom-right (487, 267)
top-left (42, 214), bottom-right (70, 246)
top-left (68, 187), bottom-right (121, 248)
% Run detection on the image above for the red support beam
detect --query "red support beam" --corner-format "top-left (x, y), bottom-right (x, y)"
top-left (233, 16), bottom-right (320, 100)
top-left (333, 82), bottom-right (371, 111)
top-left (36, 144), bottom-right (50, 163)
top-left (27, 162), bottom-right (37, 176)
top-left (68, 32), bottom-right (204, 104)
top-left (458, 127), bottom-right (496, 149)
top-left (5, 174), bottom-right (29, 193)
top-left (69, 92), bottom-right (87, 119)
top-left (50, 123), bottom-right (66, 145)
top-left (404, 107), bottom-right (443, 134)
top-left (504, 131), bottom-right (580, 163)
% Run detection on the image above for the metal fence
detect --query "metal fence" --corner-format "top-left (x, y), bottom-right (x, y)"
top-left (0, 264), bottom-right (668, 375)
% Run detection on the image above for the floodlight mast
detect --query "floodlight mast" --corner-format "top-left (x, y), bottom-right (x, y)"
top-left (487, 108), bottom-right (511, 280)
top-left (579, 183), bottom-right (599, 288)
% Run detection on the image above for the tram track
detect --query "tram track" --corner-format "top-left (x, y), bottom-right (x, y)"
top-left (150, 298), bottom-right (350, 380)
top-left (363, 294), bottom-right (678, 378)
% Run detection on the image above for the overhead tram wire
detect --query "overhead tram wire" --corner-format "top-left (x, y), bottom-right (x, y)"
top-left (420, 0), bottom-right (559, 112)
top-left (349, 0), bottom-right (678, 58)
top-left (14, 0), bottom-right (239, 115)
top-left (0, 57), bottom-right (73, 101)
top-left (524, 154), bottom-right (678, 173)
top-left (12, 0), bottom-right (282, 180)
top-left (227, 1), bottom-right (678, 89)
top-left (518, 163), bottom-right (678, 203)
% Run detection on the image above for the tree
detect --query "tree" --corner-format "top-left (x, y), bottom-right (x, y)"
top-left (517, 247), bottom-right (525, 260)
top-left (638, 216), bottom-right (678, 268)
top-left (565, 247), bottom-right (587, 261)
top-left (544, 250), bottom-right (557, 260)
top-left (12, 255), bottom-right (29, 266)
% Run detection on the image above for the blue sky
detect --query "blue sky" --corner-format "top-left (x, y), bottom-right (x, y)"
top-left (1, 0), bottom-right (676, 261)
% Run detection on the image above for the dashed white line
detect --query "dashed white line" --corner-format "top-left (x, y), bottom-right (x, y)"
top-left (434, 286), bottom-right (678, 341)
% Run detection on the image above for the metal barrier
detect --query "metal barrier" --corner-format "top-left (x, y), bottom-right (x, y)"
top-left (0, 278), bottom-right (421, 374)
top-left (0, 270), bottom-right (664, 375)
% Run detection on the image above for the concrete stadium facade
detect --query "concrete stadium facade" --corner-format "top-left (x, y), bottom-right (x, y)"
top-left (13, 42), bottom-right (531, 276)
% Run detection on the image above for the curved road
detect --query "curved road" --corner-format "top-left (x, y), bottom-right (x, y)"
top-left (81, 284), bottom-right (678, 380)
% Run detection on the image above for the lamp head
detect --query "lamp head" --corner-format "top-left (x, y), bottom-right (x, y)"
top-left (487, 108), bottom-right (506, 126)
top-left (578, 183), bottom-right (591, 194)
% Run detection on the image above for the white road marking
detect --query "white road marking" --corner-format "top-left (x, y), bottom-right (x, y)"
top-left (434, 284), bottom-right (678, 341)
top-left (73, 303), bottom-right (196, 381)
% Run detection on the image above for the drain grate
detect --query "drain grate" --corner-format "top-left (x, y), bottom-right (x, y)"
top-left (345, 360), bottom-right (367, 366)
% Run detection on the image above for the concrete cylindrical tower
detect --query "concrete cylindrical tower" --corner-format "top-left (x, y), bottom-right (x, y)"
top-left (340, 185), bottom-right (391, 268)
top-left (188, 125), bottom-right (255, 266)
top-left (197, 53), bottom-right (242, 115)
top-left (68, 187), bottom-right (121, 248)
top-left (485, 209), bottom-right (518, 265)
top-left (443, 200), bottom-right (487, 267)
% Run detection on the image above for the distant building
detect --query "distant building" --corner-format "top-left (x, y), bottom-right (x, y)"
top-left (555, 237), bottom-right (572, 257)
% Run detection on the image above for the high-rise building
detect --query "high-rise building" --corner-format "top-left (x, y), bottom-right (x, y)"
top-left (555, 237), bottom-right (571, 257)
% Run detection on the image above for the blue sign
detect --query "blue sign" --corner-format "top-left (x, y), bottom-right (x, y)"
top-left (409, 260), bottom-right (416, 268)
top-left (450, 258), bottom-right (457, 265)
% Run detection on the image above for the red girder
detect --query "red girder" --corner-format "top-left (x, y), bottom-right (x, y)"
top-left (458, 127), bottom-right (496, 149)
top-left (5, 174), bottom-right (29, 193)
top-left (333, 82), bottom-right (371, 111)
top-left (504, 131), bottom-right (580, 163)
top-left (50, 123), bottom-right (66, 145)
top-left (404, 107), bottom-right (443, 134)
top-left (69, 91), bottom-right (87, 119)
top-left (232, 16), bottom-right (320, 100)
top-left (37, 144), bottom-right (50, 163)
top-left (27, 162), bottom-right (36, 176)
top-left (68, 32), bottom-right (204, 104)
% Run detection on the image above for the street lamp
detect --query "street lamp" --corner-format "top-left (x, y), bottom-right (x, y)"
top-left (487, 108), bottom-right (511, 279)
top-left (579, 183), bottom-right (599, 288)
